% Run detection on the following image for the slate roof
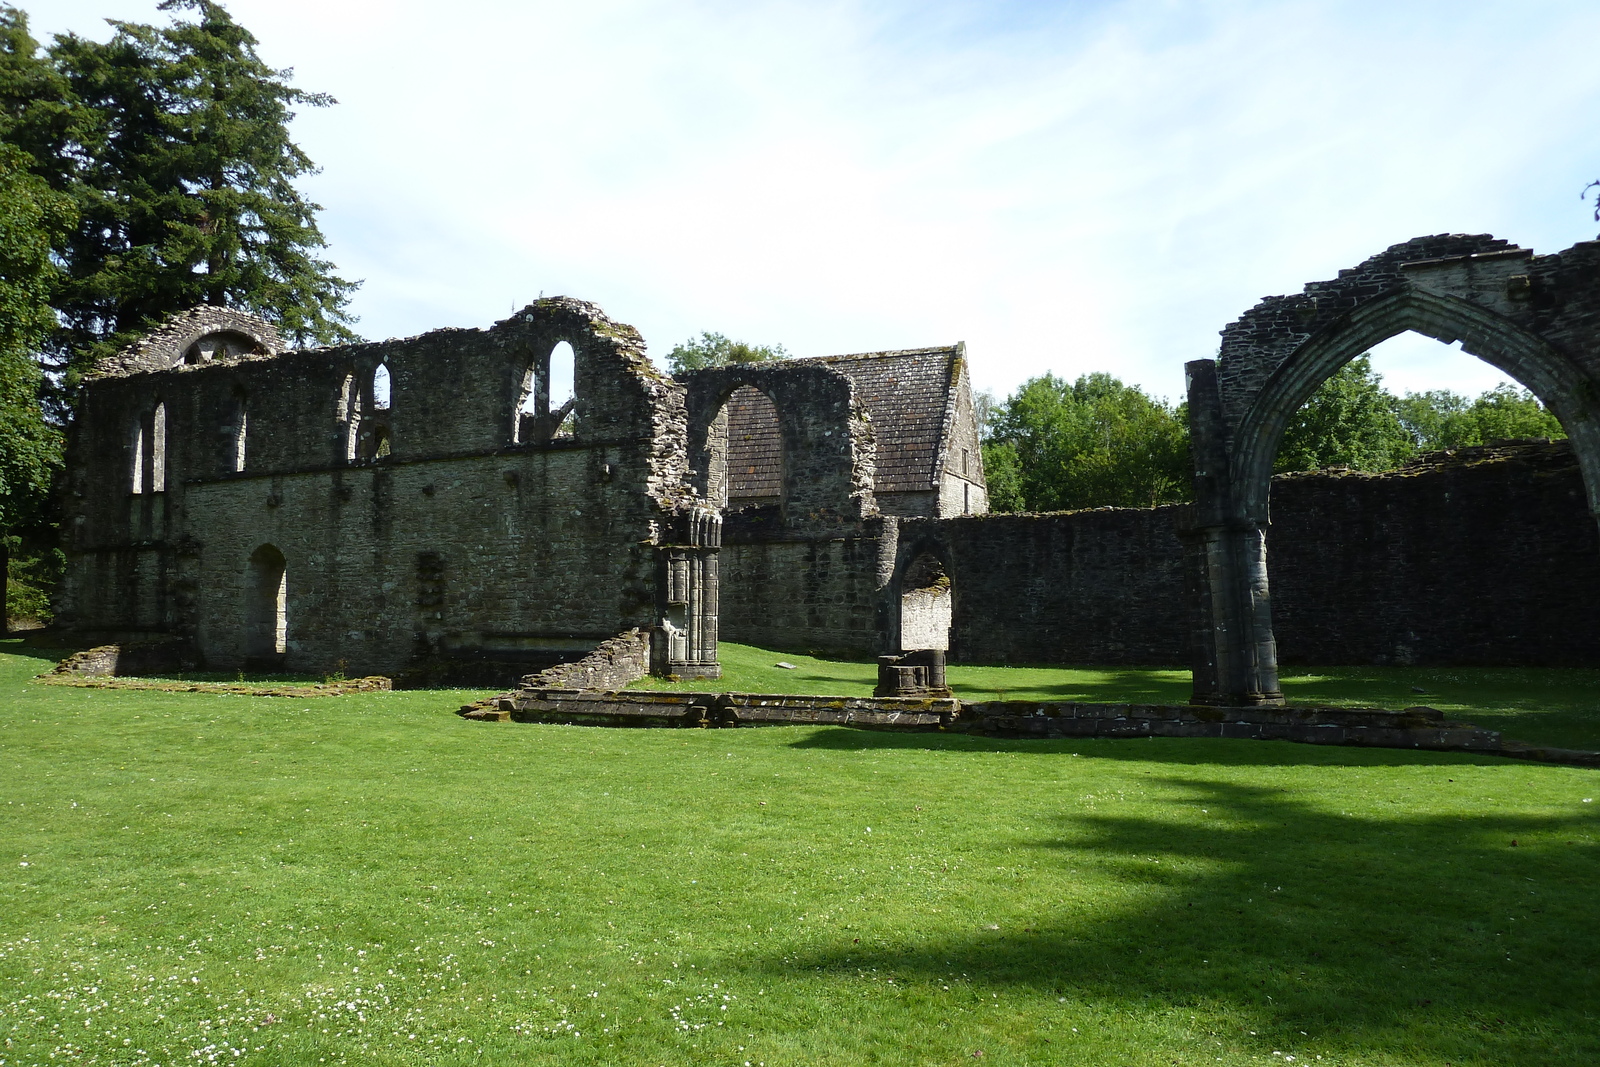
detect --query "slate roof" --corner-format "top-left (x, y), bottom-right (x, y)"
top-left (795, 346), bottom-right (959, 494)
top-left (726, 385), bottom-right (783, 500)
top-left (723, 345), bottom-right (961, 497)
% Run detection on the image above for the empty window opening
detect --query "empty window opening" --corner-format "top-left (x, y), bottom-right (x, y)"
top-left (513, 340), bottom-right (578, 442)
top-left (373, 363), bottom-right (392, 410)
top-left (150, 402), bottom-right (167, 492)
top-left (233, 394), bottom-right (248, 472)
top-left (130, 423), bottom-right (144, 494)
top-left (245, 543), bottom-right (288, 661)
top-left (373, 427), bottom-right (392, 459)
top-left (340, 374), bottom-right (361, 462)
top-left (183, 330), bottom-right (260, 365)
top-left (549, 341), bottom-right (574, 408)
top-left (709, 385), bottom-right (783, 509)
top-left (899, 552), bottom-right (951, 652)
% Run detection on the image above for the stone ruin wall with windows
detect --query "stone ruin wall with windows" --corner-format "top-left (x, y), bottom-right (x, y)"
top-left (55, 299), bottom-right (721, 683)
top-left (55, 238), bottom-right (1600, 686)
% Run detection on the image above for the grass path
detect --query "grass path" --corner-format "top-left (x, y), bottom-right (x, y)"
top-left (2, 640), bottom-right (1598, 1065)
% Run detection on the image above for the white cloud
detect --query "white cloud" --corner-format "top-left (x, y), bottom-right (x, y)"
top-left (31, 0), bottom-right (1600, 403)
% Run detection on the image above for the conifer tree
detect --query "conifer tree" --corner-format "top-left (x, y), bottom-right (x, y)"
top-left (25, 0), bottom-right (359, 380)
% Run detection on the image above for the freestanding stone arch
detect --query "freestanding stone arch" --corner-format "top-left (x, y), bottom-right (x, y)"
top-left (1184, 234), bottom-right (1600, 706)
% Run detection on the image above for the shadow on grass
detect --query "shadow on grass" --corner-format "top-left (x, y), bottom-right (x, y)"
top-left (787, 726), bottom-right (1535, 769)
top-left (0, 636), bottom-right (74, 668)
top-left (949, 666), bottom-right (1191, 704)
top-left (748, 775), bottom-right (1600, 1063)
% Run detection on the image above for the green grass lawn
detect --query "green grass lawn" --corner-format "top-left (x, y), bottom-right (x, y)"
top-left (3, 638), bottom-right (1598, 1066)
top-left (632, 642), bottom-right (1600, 750)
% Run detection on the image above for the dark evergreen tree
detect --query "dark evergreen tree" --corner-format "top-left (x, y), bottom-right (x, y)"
top-left (0, 142), bottom-right (72, 628)
top-left (36, 0), bottom-right (359, 380)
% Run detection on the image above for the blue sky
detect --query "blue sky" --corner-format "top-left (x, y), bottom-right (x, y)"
top-left (33, 0), bottom-right (1600, 402)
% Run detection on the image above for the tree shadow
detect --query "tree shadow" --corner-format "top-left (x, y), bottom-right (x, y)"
top-left (745, 775), bottom-right (1600, 1063)
top-left (787, 726), bottom-right (1528, 769)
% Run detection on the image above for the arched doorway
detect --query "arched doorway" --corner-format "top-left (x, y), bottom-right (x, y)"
top-left (1184, 235), bottom-right (1600, 706)
top-left (245, 544), bottom-right (287, 667)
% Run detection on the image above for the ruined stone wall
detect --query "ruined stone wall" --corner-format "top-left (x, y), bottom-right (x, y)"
top-left (716, 528), bottom-right (892, 655)
top-left (58, 299), bottom-right (697, 682)
top-left (890, 441), bottom-right (1600, 668)
top-left (1268, 441), bottom-right (1600, 666)
top-left (898, 508), bottom-right (1189, 665)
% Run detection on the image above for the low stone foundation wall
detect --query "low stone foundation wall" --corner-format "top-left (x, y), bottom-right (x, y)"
top-left (520, 629), bottom-right (653, 690)
top-left (51, 640), bottom-right (196, 678)
top-left (459, 688), bottom-right (1600, 767)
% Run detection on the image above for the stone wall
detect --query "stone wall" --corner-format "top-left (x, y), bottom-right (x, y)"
top-left (1268, 441), bottom-right (1600, 666)
top-left (717, 527), bottom-right (893, 655)
top-left (898, 508), bottom-right (1189, 665)
top-left (891, 440), bottom-right (1600, 669)
top-left (57, 298), bottom-right (716, 685)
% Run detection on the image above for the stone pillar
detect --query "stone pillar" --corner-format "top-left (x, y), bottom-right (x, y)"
top-left (653, 507), bottom-right (722, 679)
top-left (1184, 359), bottom-right (1284, 706)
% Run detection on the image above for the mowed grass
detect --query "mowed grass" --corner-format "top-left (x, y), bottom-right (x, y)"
top-left (2, 640), bottom-right (1599, 1066)
top-left (633, 642), bottom-right (1600, 750)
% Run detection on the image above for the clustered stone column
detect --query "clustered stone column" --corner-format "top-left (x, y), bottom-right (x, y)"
top-left (654, 507), bottom-right (723, 680)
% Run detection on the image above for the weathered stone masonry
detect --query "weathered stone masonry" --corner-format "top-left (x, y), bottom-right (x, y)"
top-left (1186, 234), bottom-right (1600, 703)
top-left (57, 298), bottom-right (720, 682)
top-left (890, 440), bottom-right (1599, 669)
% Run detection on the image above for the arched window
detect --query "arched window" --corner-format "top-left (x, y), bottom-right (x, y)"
top-left (150, 402), bottom-right (166, 492)
top-left (130, 422), bottom-right (145, 494)
top-left (512, 341), bottom-right (578, 443)
top-left (899, 552), bottom-right (952, 652)
top-left (548, 341), bottom-right (574, 429)
top-left (373, 426), bottom-right (392, 459)
top-left (373, 363), bottom-right (392, 410)
top-left (708, 385), bottom-right (783, 509)
top-left (246, 543), bottom-right (288, 662)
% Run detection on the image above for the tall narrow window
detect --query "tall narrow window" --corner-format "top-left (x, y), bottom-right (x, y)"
top-left (550, 341), bottom-right (575, 435)
top-left (246, 544), bottom-right (288, 661)
top-left (340, 374), bottom-right (361, 462)
top-left (373, 363), bottom-right (392, 410)
top-left (131, 423), bottom-right (145, 494)
top-left (150, 403), bottom-right (167, 492)
top-left (233, 394), bottom-right (248, 472)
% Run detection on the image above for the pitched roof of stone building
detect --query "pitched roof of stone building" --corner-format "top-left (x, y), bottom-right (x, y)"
top-left (723, 345), bottom-right (962, 496)
top-left (795, 346), bottom-right (961, 494)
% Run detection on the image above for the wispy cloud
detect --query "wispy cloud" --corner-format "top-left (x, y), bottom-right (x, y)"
top-left (36, 0), bottom-right (1600, 399)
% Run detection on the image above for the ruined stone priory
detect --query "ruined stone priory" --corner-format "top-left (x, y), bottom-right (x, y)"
top-left (55, 234), bottom-right (1600, 702)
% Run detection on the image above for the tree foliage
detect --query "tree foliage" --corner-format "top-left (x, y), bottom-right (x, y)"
top-left (1397, 384), bottom-right (1564, 451)
top-left (1275, 356), bottom-right (1415, 473)
top-left (666, 331), bottom-right (788, 375)
top-left (982, 372), bottom-right (1189, 512)
top-left (2, 0), bottom-right (358, 384)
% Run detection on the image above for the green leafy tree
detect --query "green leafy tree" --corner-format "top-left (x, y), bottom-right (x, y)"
top-left (666, 331), bottom-right (787, 375)
top-left (984, 372), bottom-right (1189, 511)
top-left (1275, 356), bottom-right (1414, 473)
top-left (32, 0), bottom-right (359, 381)
top-left (0, 142), bottom-right (72, 628)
